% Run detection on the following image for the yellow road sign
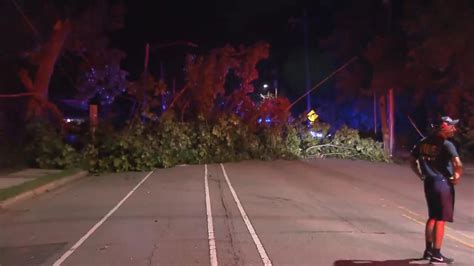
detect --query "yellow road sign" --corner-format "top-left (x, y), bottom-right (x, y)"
top-left (307, 109), bottom-right (319, 122)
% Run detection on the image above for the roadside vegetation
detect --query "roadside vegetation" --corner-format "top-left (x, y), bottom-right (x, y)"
top-left (24, 112), bottom-right (390, 174)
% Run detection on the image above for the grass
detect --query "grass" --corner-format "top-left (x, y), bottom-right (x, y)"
top-left (0, 168), bottom-right (81, 202)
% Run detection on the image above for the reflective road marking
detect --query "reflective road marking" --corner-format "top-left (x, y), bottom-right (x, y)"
top-left (53, 170), bottom-right (155, 265)
top-left (220, 163), bottom-right (272, 266)
top-left (205, 164), bottom-right (218, 266)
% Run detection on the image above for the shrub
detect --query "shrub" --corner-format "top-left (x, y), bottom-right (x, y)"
top-left (84, 123), bottom-right (160, 173)
top-left (305, 125), bottom-right (390, 162)
top-left (25, 120), bottom-right (81, 169)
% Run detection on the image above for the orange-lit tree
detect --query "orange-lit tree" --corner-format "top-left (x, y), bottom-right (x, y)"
top-left (169, 41), bottom-right (290, 125)
top-left (11, 0), bottom-right (126, 124)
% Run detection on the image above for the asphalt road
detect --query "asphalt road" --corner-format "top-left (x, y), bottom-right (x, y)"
top-left (0, 159), bottom-right (473, 265)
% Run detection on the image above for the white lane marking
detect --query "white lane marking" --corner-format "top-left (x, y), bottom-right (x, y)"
top-left (53, 170), bottom-right (155, 266)
top-left (205, 164), bottom-right (218, 266)
top-left (220, 163), bottom-right (272, 266)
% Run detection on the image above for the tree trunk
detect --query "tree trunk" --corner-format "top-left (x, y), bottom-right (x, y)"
top-left (19, 20), bottom-right (71, 124)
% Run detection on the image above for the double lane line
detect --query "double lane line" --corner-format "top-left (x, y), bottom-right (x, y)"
top-left (204, 163), bottom-right (272, 266)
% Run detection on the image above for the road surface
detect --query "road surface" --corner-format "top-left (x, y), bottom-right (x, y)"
top-left (1, 159), bottom-right (473, 265)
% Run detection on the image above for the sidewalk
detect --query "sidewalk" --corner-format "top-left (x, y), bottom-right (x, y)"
top-left (0, 169), bottom-right (62, 189)
top-left (0, 168), bottom-right (88, 208)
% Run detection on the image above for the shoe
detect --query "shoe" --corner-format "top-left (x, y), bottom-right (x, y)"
top-left (430, 254), bottom-right (454, 264)
top-left (422, 249), bottom-right (432, 259)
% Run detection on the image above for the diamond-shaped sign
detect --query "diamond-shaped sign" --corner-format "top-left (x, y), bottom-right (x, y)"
top-left (307, 109), bottom-right (319, 122)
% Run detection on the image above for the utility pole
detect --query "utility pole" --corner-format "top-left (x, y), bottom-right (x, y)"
top-left (381, 0), bottom-right (395, 157)
top-left (149, 41), bottom-right (198, 112)
top-left (373, 90), bottom-right (377, 135)
top-left (272, 67), bottom-right (279, 98)
top-left (273, 79), bottom-right (278, 98)
top-left (142, 43), bottom-right (150, 111)
top-left (160, 62), bottom-right (166, 110)
top-left (303, 10), bottom-right (312, 112)
top-left (388, 88), bottom-right (394, 155)
top-left (289, 9), bottom-right (313, 113)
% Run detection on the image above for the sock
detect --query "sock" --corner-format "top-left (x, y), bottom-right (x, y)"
top-left (425, 241), bottom-right (432, 251)
top-left (432, 248), bottom-right (441, 257)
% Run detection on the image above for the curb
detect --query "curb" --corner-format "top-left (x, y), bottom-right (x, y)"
top-left (0, 170), bottom-right (89, 209)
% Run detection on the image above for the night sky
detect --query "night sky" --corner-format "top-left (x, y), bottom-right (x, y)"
top-left (0, 0), bottom-right (344, 100)
top-left (0, 0), bottom-right (364, 88)
top-left (111, 0), bottom-right (334, 78)
top-left (116, 0), bottom-right (323, 45)
top-left (108, 0), bottom-right (378, 119)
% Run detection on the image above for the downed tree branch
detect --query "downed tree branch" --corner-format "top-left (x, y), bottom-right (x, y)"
top-left (168, 85), bottom-right (188, 109)
top-left (305, 143), bottom-right (347, 152)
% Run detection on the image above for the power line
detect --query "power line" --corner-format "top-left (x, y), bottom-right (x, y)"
top-left (10, 0), bottom-right (39, 37)
top-left (0, 92), bottom-right (37, 98)
top-left (287, 56), bottom-right (358, 111)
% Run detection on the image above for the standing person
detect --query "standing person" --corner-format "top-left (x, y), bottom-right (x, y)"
top-left (410, 116), bottom-right (463, 264)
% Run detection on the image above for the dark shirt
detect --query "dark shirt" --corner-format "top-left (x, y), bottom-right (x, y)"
top-left (411, 135), bottom-right (459, 182)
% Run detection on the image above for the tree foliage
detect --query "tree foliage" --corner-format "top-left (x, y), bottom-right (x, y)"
top-left (76, 49), bottom-right (128, 105)
top-left (317, 0), bottom-right (473, 149)
top-left (7, 0), bottom-right (126, 123)
top-left (170, 42), bottom-right (270, 121)
top-left (401, 0), bottom-right (474, 125)
top-left (28, 112), bottom-right (388, 173)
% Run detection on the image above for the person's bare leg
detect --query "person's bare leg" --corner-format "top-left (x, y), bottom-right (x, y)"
top-left (425, 218), bottom-right (435, 244)
top-left (430, 220), bottom-right (454, 263)
top-left (433, 220), bottom-right (445, 249)
top-left (423, 218), bottom-right (435, 258)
